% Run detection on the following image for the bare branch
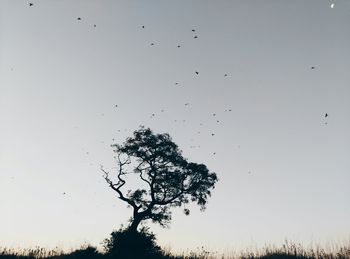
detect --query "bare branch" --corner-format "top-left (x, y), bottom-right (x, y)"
top-left (134, 161), bottom-right (152, 186)
top-left (101, 154), bottom-right (140, 210)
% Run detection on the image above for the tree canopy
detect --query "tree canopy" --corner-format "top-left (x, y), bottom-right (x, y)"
top-left (102, 127), bottom-right (218, 232)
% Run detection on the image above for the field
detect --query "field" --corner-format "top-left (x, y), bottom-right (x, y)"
top-left (1, 241), bottom-right (350, 259)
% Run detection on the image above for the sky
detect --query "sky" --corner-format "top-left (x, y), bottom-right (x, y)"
top-left (0, 0), bottom-right (350, 254)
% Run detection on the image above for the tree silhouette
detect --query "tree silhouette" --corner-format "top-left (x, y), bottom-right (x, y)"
top-left (102, 126), bottom-right (218, 232)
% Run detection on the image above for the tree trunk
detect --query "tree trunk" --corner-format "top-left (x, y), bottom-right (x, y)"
top-left (128, 214), bottom-right (142, 233)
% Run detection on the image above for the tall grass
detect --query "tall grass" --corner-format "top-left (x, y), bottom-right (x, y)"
top-left (0, 247), bottom-right (62, 259)
top-left (1, 241), bottom-right (349, 259)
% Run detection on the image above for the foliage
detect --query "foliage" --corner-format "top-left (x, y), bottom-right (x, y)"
top-left (102, 226), bottom-right (165, 259)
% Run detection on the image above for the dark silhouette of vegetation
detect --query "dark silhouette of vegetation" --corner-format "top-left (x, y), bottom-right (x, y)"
top-left (1, 242), bottom-right (350, 259)
top-left (101, 126), bottom-right (218, 233)
top-left (103, 226), bottom-right (165, 259)
top-left (65, 246), bottom-right (101, 259)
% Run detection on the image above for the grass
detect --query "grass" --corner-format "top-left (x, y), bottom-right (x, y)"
top-left (1, 241), bottom-right (350, 259)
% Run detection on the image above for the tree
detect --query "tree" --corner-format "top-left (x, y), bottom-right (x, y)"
top-left (102, 126), bottom-right (218, 233)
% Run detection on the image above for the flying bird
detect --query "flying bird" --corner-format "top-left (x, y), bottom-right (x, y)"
top-left (29, 2), bottom-right (34, 6)
top-left (142, 25), bottom-right (145, 28)
top-left (211, 133), bottom-right (215, 136)
top-left (184, 103), bottom-right (190, 106)
top-left (224, 74), bottom-right (228, 77)
top-left (311, 66), bottom-right (315, 70)
top-left (93, 24), bottom-right (97, 27)
top-left (177, 45), bottom-right (181, 48)
top-left (150, 43), bottom-right (154, 46)
top-left (194, 36), bottom-right (198, 39)
top-left (77, 17), bottom-right (81, 20)
top-left (192, 29), bottom-right (196, 32)
top-left (195, 71), bottom-right (199, 75)
top-left (325, 113), bottom-right (328, 118)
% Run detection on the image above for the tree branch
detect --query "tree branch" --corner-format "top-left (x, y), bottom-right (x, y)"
top-left (101, 154), bottom-right (140, 210)
top-left (134, 161), bottom-right (152, 186)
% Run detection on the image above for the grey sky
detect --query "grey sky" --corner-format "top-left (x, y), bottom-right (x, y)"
top-left (0, 0), bottom-right (349, 253)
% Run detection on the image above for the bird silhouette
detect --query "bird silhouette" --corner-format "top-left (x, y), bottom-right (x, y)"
top-left (211, 133), bottom-right (215, 136)
top-left (194, 36), bottom-right (198, 39)
top-left (77, 17), bottom-right (81, 20)
top-left (177, 45), bottom-right (181, 48)
top-left (142, 25), bottom-right (145, 28)
top-left (311, 66), bottom-right (315, 69)
top-left (93, 24), bottom-right (97, 27)
top-left (325, 113), bottom-right (328, 118)
top-left (192, 29), bottom-right (196, 32)
top-left (195, 71), bottom-right (199, 75)
top-left (224, 74), bottom-right (228, 77)
top-left (184, 103), bottom-right (190, 106)
top-left (150, 43), bottom-right (154, 46)
top-left (29, 3), bottom-right (34, 6)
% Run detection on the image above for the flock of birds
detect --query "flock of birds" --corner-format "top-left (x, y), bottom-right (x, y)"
top-left (25, 1), bottom-right (332, 196)
top-left (28, 1), bottom-right (337, 9)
